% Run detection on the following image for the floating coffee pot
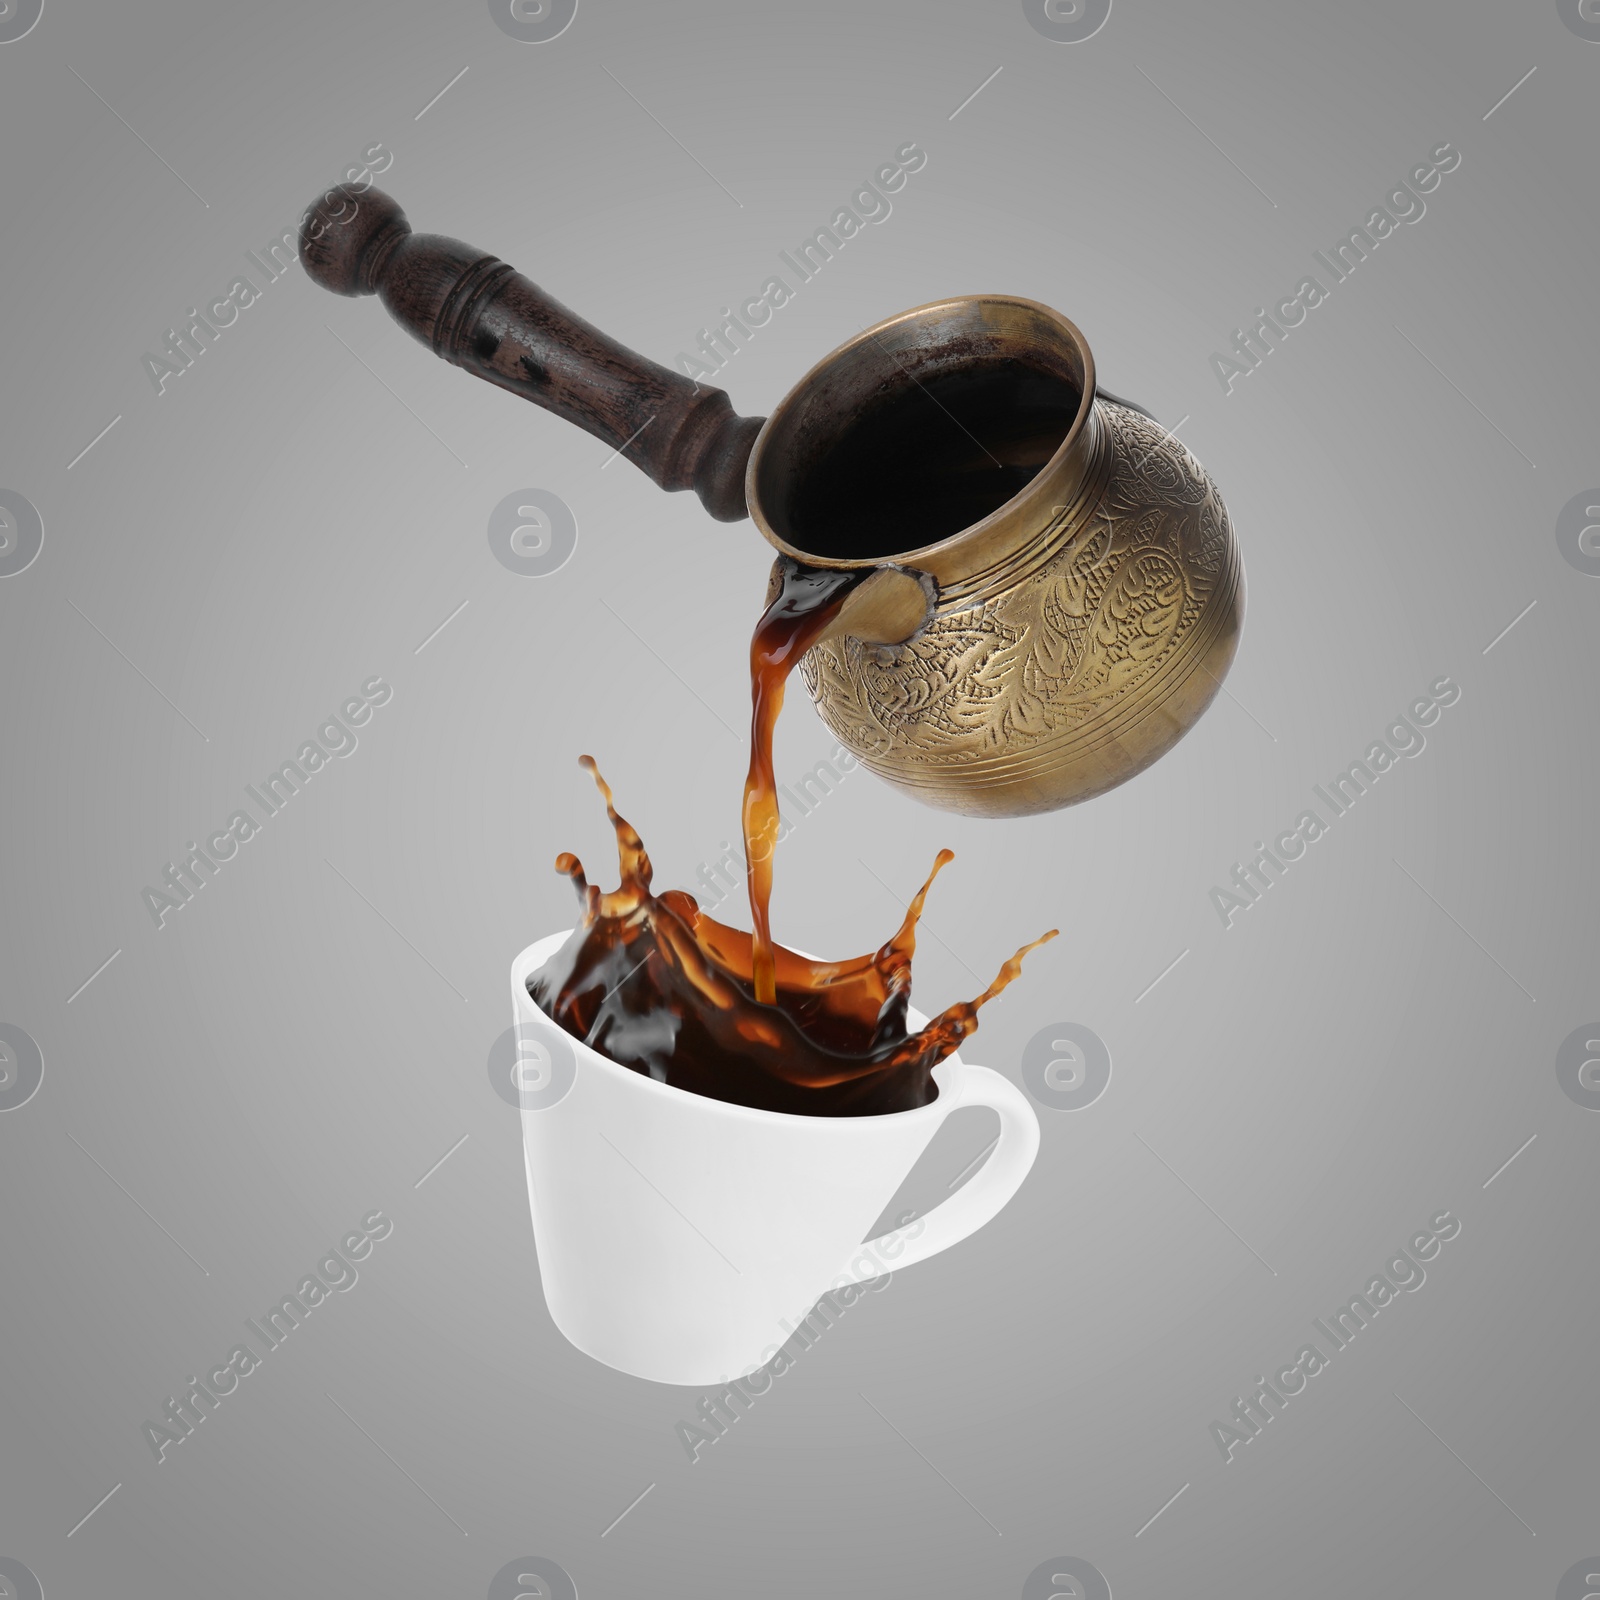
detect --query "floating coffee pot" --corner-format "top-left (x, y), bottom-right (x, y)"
top-left (301, 186), bottom-right (1243, 816)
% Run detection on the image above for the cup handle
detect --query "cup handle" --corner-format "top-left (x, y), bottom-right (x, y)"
top-left (844, 1064), bottom-right (1041, 1282)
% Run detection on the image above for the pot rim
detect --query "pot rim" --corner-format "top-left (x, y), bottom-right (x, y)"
top-left (744, 293), bottom-right (1098, 572)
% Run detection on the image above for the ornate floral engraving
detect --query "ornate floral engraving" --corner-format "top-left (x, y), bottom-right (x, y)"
top-left (800, 402), bottom-right (1236, 777)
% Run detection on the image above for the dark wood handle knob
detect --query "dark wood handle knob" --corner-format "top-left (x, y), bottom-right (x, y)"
top-left (299, 185), bottom-right (761, 521)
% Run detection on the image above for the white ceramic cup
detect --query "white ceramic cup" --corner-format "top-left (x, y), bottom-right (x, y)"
top-left (510, 932), bottom-right (1041, 1386)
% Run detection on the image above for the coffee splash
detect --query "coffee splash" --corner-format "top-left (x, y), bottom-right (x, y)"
top-left (528, 553), bottom-right (1055, 1117)
top-left (528, 756), bottom-right (1055, 1116)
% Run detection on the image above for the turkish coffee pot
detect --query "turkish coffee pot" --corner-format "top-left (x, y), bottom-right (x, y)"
top-left (300, 185), bottom-right (1243, 817)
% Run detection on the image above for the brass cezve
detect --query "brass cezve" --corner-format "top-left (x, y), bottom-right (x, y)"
top-left (299, 188), bottom-right (1243, 817)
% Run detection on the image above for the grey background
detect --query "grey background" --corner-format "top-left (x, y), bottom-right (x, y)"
top-left (2, 1), bottom-right (1596, 1595)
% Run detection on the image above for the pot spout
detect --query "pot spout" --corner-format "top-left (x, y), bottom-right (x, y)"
top-left (811, 565), bottom-right (934, 649)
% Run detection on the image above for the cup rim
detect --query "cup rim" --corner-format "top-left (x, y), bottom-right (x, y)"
top-left (744, 293), bottom-right (1098, 572)
top-left (512, 931), bottom-right (960, 1128)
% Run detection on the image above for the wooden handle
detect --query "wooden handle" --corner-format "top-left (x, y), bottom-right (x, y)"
top-left (299, 185), bottom-right (762, 521)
